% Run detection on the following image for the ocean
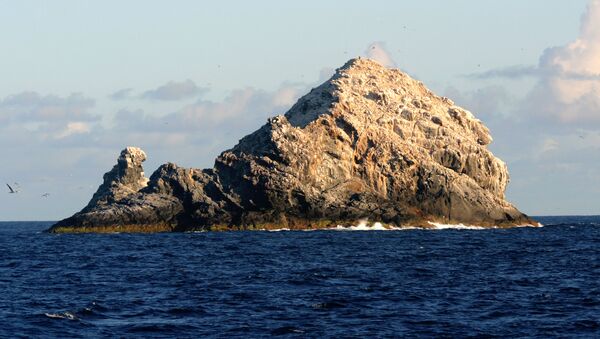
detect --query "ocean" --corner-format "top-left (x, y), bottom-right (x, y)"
top-left (1, 216), bottom-right (599, 338)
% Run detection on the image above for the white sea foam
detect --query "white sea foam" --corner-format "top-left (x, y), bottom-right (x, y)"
top-left (332, 220), bottom-right (401, 231)
top-left (263, 220), bottom-right (400, 231)
top-left (44, 311), bottom-right (77, 320)
top-left (427, 222), bottom-right (487, 230)
top-left (516, 223), bottom-right (544, 228)
top-left (427, 222), bottom-right (543, 230)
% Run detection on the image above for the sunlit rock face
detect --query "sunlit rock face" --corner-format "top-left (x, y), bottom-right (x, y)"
top-left (49, 58), bottom-right (537, 233)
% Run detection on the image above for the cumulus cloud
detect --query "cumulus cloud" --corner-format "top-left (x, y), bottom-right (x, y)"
top-left (141, 79), bottom-right (207, 101)
top-left (532, 0), bottom-right (600, 123)
top-left (471, 0), bottom-right (600, 125)
top-left (365, 41), bottom-right (396, 68)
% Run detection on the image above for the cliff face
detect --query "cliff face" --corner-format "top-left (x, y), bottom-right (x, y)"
top-left (49, 58), bottom-right (537, 232)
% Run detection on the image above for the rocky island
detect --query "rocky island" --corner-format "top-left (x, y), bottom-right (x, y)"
top-left (48, 58), bottom-right (537, 233)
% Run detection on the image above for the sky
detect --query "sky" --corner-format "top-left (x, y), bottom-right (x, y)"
top-left (0, 0), bottom-right (598, 220)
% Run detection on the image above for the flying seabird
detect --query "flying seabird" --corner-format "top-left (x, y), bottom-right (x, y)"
top-left (6, 183), bottom-right (18, 194)
top-left (42, 193), bottom-right (50, 198)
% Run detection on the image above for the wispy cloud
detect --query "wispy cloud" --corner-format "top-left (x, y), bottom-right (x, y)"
top-left (116, 84), bottom-right (306, 136)
top-left (109, 88), bottom-right (133, 101)
top-left (468, 65), bottom-right (540, 79)
top-left (141, 79), bottom-right (207, 101)
top-left (0, 91), bottom-right (96, 123)
top-left (469, 64), bottom-right (600, 81)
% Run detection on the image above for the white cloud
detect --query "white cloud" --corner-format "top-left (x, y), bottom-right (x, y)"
top-left (365, 41), bottom-right (396, 68)
top-left (0, 91), bottom-right (96, 123)
top-left (471, 0), bottom-right (600, 125)
top-left (535, 0), bottom-right (600, 122)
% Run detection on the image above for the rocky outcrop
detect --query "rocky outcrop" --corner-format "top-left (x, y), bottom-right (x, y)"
top-left (84, 147), bottom-right (149, 209)
top-left (48, 58), bottom-right (537, 233)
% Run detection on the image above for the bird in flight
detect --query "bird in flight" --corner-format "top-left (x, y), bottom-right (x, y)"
top-left (6, 183), bottom-right (18, 194)
top-left (42, 193), bottom-right (50, 198)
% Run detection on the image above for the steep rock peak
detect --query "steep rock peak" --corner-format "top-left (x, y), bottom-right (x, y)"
top-left (84, 146), bottom-right (149, 209)
top-left (284, 57), bottom-right (493, 146)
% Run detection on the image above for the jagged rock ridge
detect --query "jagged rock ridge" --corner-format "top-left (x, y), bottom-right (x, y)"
top-left (49, 58), bottom-right (537, 232)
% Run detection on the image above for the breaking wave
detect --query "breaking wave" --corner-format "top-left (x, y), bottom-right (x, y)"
top-left (332, 220), bottom-right (398, 231)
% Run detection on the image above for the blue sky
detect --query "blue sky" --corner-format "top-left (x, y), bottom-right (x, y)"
top-left (1, 0), bottom-right (598, 220)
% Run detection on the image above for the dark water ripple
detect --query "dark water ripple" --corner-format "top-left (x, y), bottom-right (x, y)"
top-left (1, 216), bottom-right (599, 337)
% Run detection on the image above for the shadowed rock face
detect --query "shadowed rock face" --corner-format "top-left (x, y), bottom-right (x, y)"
top-left (49, 58), bottom-right (537, 232)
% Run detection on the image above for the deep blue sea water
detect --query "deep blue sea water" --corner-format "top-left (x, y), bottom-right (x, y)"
top-left (1, 216), bottom-right (599, 338)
